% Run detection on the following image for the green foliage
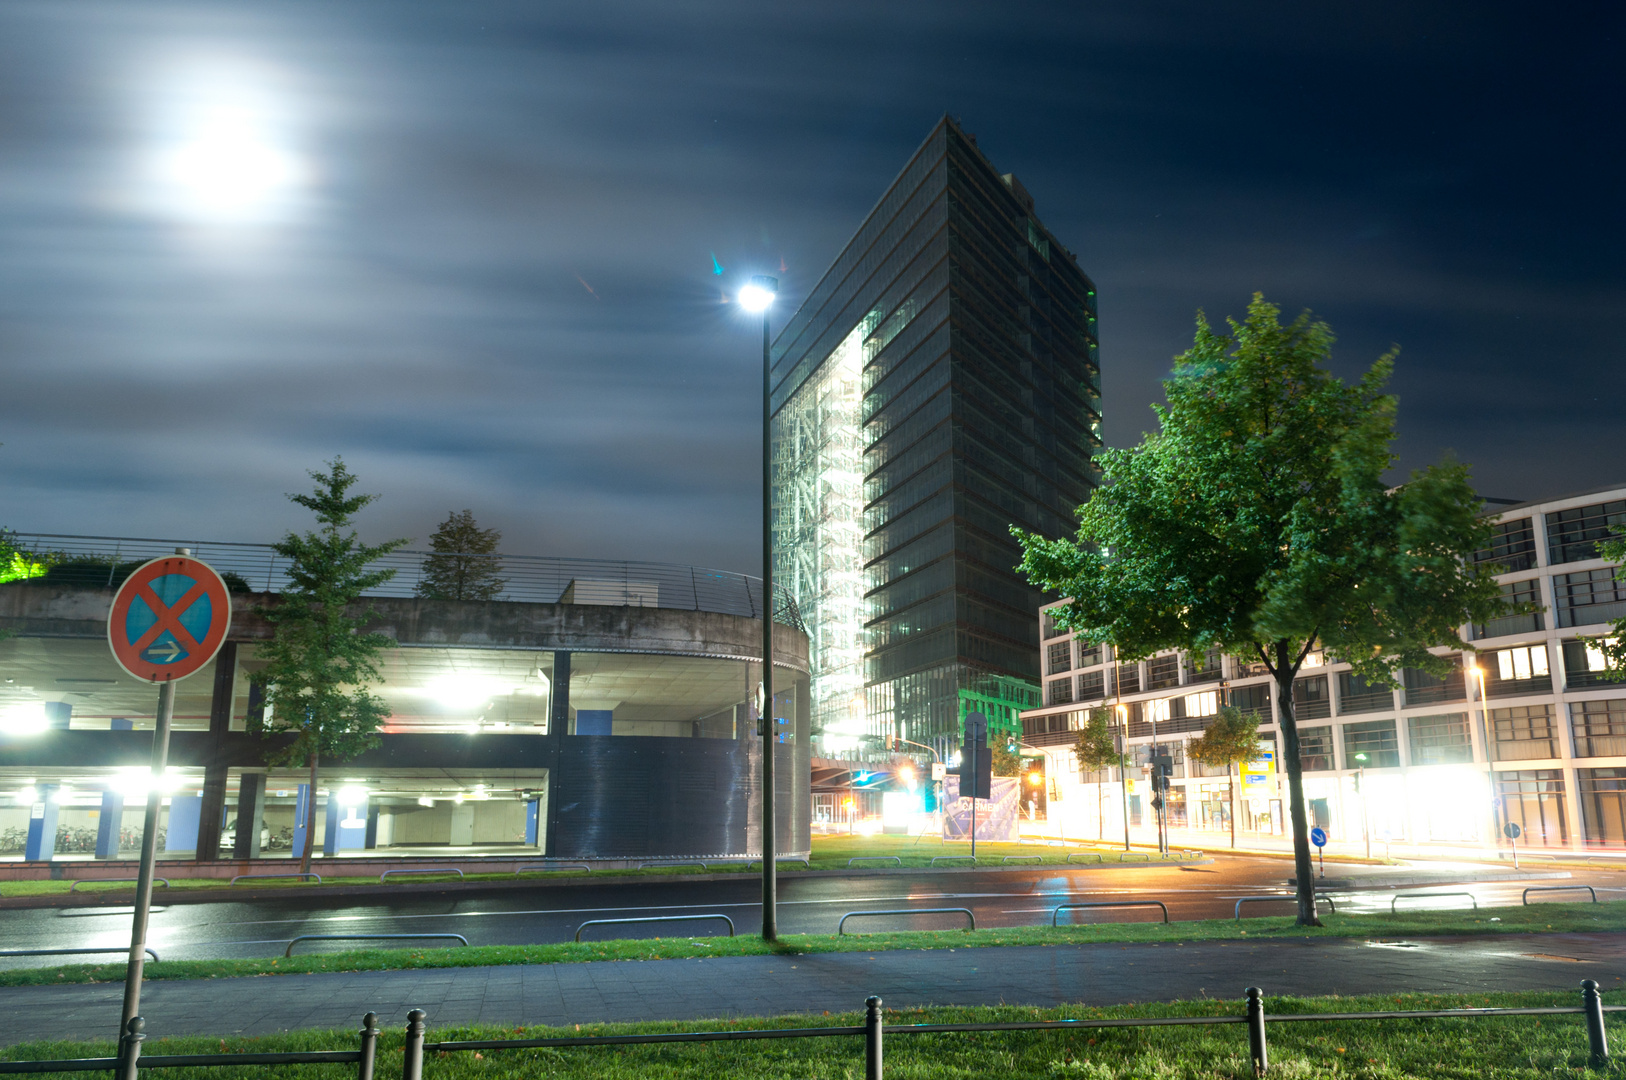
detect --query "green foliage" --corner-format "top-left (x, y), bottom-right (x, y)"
top-left (1186, 706), bottom-right (1263, 770)
top-left (1015, 295), bottom-right (1506, 922)
top-left (249, 459), bottom-right (410, 799)
top-left (1588, 525), bottom-right (1626, 681)
top-left (0, 537), bottom-right (50, 586)
top-left (417, 508), bottom-right (507, 601)
top-left (991, 740), bottom-right (1023, 777)
top-left (1071, 706), bottom-right (1124, 775)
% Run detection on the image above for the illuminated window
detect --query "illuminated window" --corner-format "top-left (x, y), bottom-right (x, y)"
top-left (1496, 645), bottom-right (1550, 681)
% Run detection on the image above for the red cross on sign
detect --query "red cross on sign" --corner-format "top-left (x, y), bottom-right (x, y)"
top-left (107, 555), bottom-right (233, 683)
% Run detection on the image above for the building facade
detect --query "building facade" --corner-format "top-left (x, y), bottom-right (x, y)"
top-left (773, 116), bottom-right (1100, 761)
top-left (0, 535), bottom-right (811, 864)
top-left (1020, 485), bottom-right (1626, 852)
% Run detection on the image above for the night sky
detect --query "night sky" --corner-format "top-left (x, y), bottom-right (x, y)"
top-left (1, 2), bottom-right (1620, 573)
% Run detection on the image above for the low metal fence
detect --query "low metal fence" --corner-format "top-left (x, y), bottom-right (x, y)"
top-left (1235, 894), bottom-right (1336, 920)
top-left (931, 855), bottom-right (978, 866)
top-left (574, 914), bottom-right (735, 942)
top-left (748, 857), bottom-right (811, 870)
top-left (1053, 900), bottom-right (1169, 925)
top-left (1001, 855), bottom-right (1043, 865)
top-left (4, 983), bottom-right (1615, 1078)
top-left (0, 947), bottom-right (158, 962)
top-left (284, 934), bottom-right (468, 957)
top-left (379, 869), bottom-right (463, 884)
top-left (847, 856), bottom-right (902, 868)
top-left (1390, 891), bottom-right (1477, 913)
top-left (69, 879), bottom-right (167, 893)
top-left (1524, 885), bottom-right (1598, 905)
top-left (514, 863), bottom-right (591, 875)
top-left (838, 908), bottom-right (975, 935)
top-left (637, 861), bottom-right (706, 871)
top-left (2, 532), bottom-right (805, 632)
top-left (229, 873), bottom-right (322, 885)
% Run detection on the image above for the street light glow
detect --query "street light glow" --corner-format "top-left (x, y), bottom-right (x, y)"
top-left (738, 275), bottom-right (777, 312)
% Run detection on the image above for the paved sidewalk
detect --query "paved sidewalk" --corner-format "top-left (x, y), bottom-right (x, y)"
top-left (4, 933), bottom-right (1624, 1047)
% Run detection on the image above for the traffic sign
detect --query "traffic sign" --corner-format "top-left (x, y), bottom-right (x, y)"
top-left (1310, 827), bottom-right (1328, 848)
top-left (107, 555), bottom-right (232, 682)
top-left (1503, 822), bottom-right (1522, 840)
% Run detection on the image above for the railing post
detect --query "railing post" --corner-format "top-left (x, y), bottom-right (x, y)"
top-left (117, 1016), bottom-right (145, 1080)
top-left (357, 1011), bottom-right (380, 1080)
top-left (1246, 986), bottom-right (1268, 1076)
top-left (865, 995), bottom-right (884, 1080)
top-left (1583, 979), bottom-right (1610, 1068)
top-left (401, 1009), bottom-right (426, 1080)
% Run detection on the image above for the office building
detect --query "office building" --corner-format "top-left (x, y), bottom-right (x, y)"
top-left (773, 116), bottom-right (1100, 761)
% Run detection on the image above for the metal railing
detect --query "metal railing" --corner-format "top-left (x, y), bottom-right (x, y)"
top-left (285, 934), bottom-right (469, 957)
top-left (847, 856), bottom-right (902, 868)
top-left (748, 857), bottom-right (811, 870)
top-left (69, 878), bottom-right (167, 893)
top-left (7, 983), bottom-right (1614, 1078)
top-left (1391, 891), bottom-right (1478, 912)
top-left (0, 947), bottom-right (158, 962)
top-left (838, 908), bottom-right (976, 935)
top-left (1235, 894), bottom-right (1336, 920)
top-left (2, 531), bottom-right (805, 632)
top-left (637, 861), bottom-right (707, 871)
top-left (931, 855), bottom-right (978, 866)
top-left (1523, 885), bottom-right (1598, 905)
top-left (1001, 855), bottom-right (1043, 865)
top-left (1053, 900), bottom-right (1169, 925)
top-left (574, 914), bottom-right (735, 942)
top-left (230, 873), bottom-right (322, 885)
top-left (379, 869), bottom-right (464, 884)
top-left (515, 863), bottom-right (591, 875)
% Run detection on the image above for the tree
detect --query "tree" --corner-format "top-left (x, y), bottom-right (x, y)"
top-left (1186, 706), bottom-right (1265, 850)
top-left (1015, 294), bottom-right (1505, 925)
top-left (1072, 706), bottom-right (1126, 841)
top-left (991, 740), bottom-right (1023, 778)
top-left (1587, 525), bottom-right (1626, 680)
top-left (417, 509), bottom-right (506, 601)
top-left (250, 460), bottom-right (410, 874)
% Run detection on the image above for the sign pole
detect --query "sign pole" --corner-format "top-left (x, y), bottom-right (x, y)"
top-left (119, 676), bottom-right (174, 1048)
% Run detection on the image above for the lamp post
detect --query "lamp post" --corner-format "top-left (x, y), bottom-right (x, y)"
top-left (738, 274), bottom-right (779, 941)
top-left (1353, 752), bottom-right (1371, 859)
top-left (1464, 659), bottom-right (1499, 856)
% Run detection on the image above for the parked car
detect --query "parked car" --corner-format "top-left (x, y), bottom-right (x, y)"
top-left (220, 818), bottom-right (271, 851)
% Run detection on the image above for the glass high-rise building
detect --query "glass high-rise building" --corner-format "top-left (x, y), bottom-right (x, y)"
top-left (772, 116), bottom-right (1100, 760)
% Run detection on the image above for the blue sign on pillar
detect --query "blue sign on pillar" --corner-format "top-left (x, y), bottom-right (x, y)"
top-left (110, 718), bottom-right (134, 731)
top-left (525, 798), bottom-right (540, 846)
top-left (324, 794), bottom-right (368, 854)
top-left (291, 784), bottom-right (313, 858)
top-left (95, 790), bottom-right (124, 859)
top-left (24, 785), bottom-right (59, 862)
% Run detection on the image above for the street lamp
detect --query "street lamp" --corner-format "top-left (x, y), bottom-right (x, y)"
top-left (1463, 659), bottom-right (1499, 855)
top-left (1353, 752), bottom-right (1370, 859)
top-left (739, 273), bottom-right (779, 941)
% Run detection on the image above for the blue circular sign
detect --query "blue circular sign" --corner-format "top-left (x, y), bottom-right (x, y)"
top-left (1310, 827), bottom-right (1328, 848)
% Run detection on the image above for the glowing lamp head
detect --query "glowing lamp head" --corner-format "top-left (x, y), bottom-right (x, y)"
top-left (738, 275), bottom-right (778, 313)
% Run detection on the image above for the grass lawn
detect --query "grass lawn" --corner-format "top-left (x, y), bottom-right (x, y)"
top-left (4, 900), bottom-right (1625, 989)
top-left (0, 835), bottom-right (1193, 899)
top-left (4, 990), bottom-right (1623, 1077)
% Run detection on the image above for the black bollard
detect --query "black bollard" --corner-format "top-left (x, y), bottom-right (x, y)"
top-left (357, 1012), bottom-right (380, 1080)
top-left (865, 995), bottom-right (884, 1080)
top-left (1246, 987), bottom-right (1268, 1077)
top-left (401, 1009), bottom-right (427, 1080)
top-left (1582, 980), bottom-right (1609, 1068)
top-left (117, 1016), bottom-right (146, 1080)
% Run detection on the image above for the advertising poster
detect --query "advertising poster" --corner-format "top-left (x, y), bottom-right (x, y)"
top-left (941, 775), bottom-right (1019, 841)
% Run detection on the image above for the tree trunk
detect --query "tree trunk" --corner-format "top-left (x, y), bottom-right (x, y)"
top-left (298, 753), bottom-right (318, 876)
top-left (1274, 641), bottom-right (1321, 926)
top-left (1098, 774), bottom-right (1104, 841)
top-left (1230, 760), bottom-right (1238, 850)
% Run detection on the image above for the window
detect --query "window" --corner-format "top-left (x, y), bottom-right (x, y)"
top-left (1562, 638), bottom-right (1618, 690)
top-left (1293, 674), bottom-right (1331, 720)
top-left (1474, 517), bottom-right (1537, 573)
top-left (1047, 641), bottom-right (1072, 675)
top-left (1077, 642), bottom-right (1103, 667)
top-left (1547, 500), bottom-right (1626, 565)
top-left (1147, 654), bottom-right (1180, 690)
top-left (1146, 697), bottom-right (1172, 723)
top-left (1578, 768), bottom-right (1626, 846)
top-left (1296, 726), bottom-right (1335, 771)
top-left (1183, 690), bottom-right (1219, 718)
top-left (1495, 769), bottom-right (1568, 846)
top-left (1491, 704), bottom-right (1559, 761)
top-left (1472, 578), bottom-right (1544, 640)
top-left (1572, 699), bottom-right (1626, 758)
top-left (1402, 658), bottom-right (1466, 706)
top-left (1077, 669), bottom-right (1105, 701)
top-left (1484, 644), bottom-right (1553, 697)
top-left (1045, 677), bottom-right (1074, 707)
top-left (1337, 671), bottom-right (1394, 715)
top-left (1114, 664), bottom-right (1140, 696)
top-left (1407, 713), bottom-right (1473, 766)
top-left (1185, 648), bottom-right (1223, 684)
top-left (1232, 654), bottom-right (1271, 677)
top-left (1342, 719), bottom-right (1400, 768)
top-left (1229, 683), bottom-right (1272, 723)
top-left (1553, 568), bottom-right (1626, 628)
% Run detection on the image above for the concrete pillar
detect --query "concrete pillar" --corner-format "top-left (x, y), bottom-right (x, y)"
top-left (364, 804), bottom-right (379, 849)
top-left (44, 702), bottom-right (71, 729)
top-left (195, 768), bottom-right (228, 861)
top-left (95, 790), bottom-right (124, 859)
top-left (24, 785), bottom-right (59, 861)
top-left (195, 642), bottom-right (237, 862)
top-left (291, 784), bottom-right (313, 858)
top-left (233, 773), bottom-right (265, 859)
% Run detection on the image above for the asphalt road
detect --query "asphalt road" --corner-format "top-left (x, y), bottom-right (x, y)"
top-left (4, 856), bottom-right (1623, 967)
